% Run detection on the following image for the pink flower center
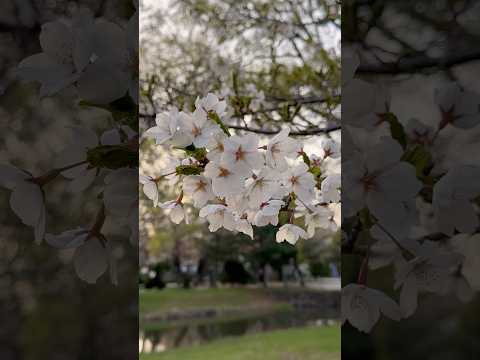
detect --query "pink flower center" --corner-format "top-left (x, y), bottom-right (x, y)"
top-left (195, 180), bottom-right (207, 192)
top-left (192, 125), bottom-right (201, 137)
top-left (235, 147), bottom-right (246, 161)
top-left (218, 167), bottom-right (231, 178)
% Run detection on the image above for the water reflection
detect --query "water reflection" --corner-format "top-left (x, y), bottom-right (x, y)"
top-left (139, 311), bottom-right (339, 354)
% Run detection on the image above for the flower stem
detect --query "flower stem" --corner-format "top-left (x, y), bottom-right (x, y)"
top-left (176, 191), bottom-right (184, 204)
top-left (154, 171), bottom-right (176, 182)
top-left (31, 160), bottom-right (89, 187)
top-left (55, 160), bottom-right (89, 173)
top-left (375, 221), bottom-right (416, 260)
top-left (89, 204), bottom-right (106, 245)
top-left (357, 235), bottom-right (372, 285)
top-left (207, 111), bottom-right (231, 137)
top-left (297, 197), bottom-right (315, 213)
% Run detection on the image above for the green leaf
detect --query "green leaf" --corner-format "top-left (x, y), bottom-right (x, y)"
top-left (175, 165), bottom-right (203, 176)
top-left (309, 166), bottom-right (321, 177)
top-left (302, 153), bottom-right (311, 166)
top-left (186, 148), bottom-right (207, 161)
top-left (86, 145), bottom-right (137, 169)
top-left (384, 112), bottom-right (407, 149)
top-left (358, 208), bottom-right (374, 229)
top-left (175, 144), bottom-right (208, 162)
top-left (79, 94), bottom-right (137, 129)
top-left (402, 145), bottom-right (432, 178)
top-left (207, 111), bottom-right (231, 136)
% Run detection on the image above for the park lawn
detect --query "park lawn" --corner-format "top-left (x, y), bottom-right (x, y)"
top-left (140, 287), bottom-right (290, 317)
top-left (140, 325), bottom-right (340, 360)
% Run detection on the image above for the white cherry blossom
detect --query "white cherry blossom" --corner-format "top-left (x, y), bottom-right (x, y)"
top-left (343, 137), bottom-right (421, 237)
top-left (265, 128), bottom-right (300, 170)
top-left (448, 233), bottom-right (480, 290)
top-left (321, 173), bottom-right (341, 203)
top-left (0, 164), bottom-right (46, 244)
top-left (195, 93), bottom-right (228, 117)
top-left (182, 175), bottom-right (215, 208)
top-left (65, 7), bottom-right (139, 104)
top-left (199, 204), bottom-right (236, 232)
top-left (321, 138), bottom-right (340, 159)
top-left (17, 18), bottom-right (80, 97)
top-left (183, 108), bottom-right (221, 147)
top-left (139, 174), bottom-right (159, 207)
top-left (46, 228), bottom-right (89, 249)
top-left (17, 9), bottom-right (138, 104)
top-left (342, 284), bottom-right (401, 332)
top-left (368, 225), bottom-right (418, 270)
top-left (160, 200), bottom-right (188, 224)
top-left (206, 132), bottom-right (227, 162)
top-left (235, 217), bottom-right (254, 239)
top-left (432, 165), bottom-right (480, 235)
top-left (73, 237), bottom-right (109, 284)
top-left (244, 169), bottom-right (281, 208)
top-left (144, 92), bottom-right (342, 295)
top-left (45, 228), bottom-right (111, 284)
top-left (144, 108), bottom-right (192, 147)
top-left (225, 194), bottom-right (250, 214)
top-left (276, 224), bottom-right (308, 244)
top-left (394, 242), bottom-right (461, 318)
top-left (204, 161), bottom-right (244, 197)
top-left (57, 126), bottom-right (126, 192)
top-left (434, 83), bottom-right (480, 129)
top-left (282, 162), bottom-right (316, 203)
top-left (253, 200), bottom-right (284, 227)
top-left (405, 118), bottom-right (435, 146)
top-left (222, 134), bottom-right (264, 176)
top-left (304, 206), bottom-right (335, 238)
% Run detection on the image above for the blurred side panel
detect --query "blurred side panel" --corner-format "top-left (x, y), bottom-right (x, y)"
top-left (342, 1), bottom-right (480, 359)
top-left (0, 1), bottom-right (138, 359)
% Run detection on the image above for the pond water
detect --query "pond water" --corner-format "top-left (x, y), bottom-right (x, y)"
top-left (139, 310), bottom-right (339, 354)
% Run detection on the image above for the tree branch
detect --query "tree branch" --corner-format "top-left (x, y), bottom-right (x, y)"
top-left (221, 124), bottom-right (341, 136)
top-left (357, 50), bottom-right (480, 74)
top-left (241, 95), bottom-right (339, 115)
top-left (139, 112), bottom-right (340, 136)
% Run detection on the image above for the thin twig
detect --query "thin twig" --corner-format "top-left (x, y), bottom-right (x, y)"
top-left (227, 124), bottom-right (341, 136)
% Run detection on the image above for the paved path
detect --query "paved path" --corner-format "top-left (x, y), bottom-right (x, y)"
top-left (305, 278), bottom-right (341, 291)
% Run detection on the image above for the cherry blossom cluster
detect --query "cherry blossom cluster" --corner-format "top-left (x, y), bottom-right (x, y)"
top-left (342, 49), bottom-right (480, 333)
top-left (141, 93), bottom-right (341, 245)
top-left (0, 5), bottom-right (138, 284)
top-left (16, 5), bottom-right (138, 104)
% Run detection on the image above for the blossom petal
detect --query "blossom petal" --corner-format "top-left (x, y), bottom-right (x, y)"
top-left (10, 182), bottom-right (43, 228)
top-left (73, 238), bottom-right (108, 283)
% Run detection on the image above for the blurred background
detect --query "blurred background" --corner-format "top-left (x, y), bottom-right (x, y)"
top-left (0, 1), bottom-right (138, 359)
top-left (139, 0), bottom-right (341, 359)
top-left (343, 1), bottom-right (480, 359)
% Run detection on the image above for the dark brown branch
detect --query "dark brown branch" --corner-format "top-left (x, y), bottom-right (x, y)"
top-left (226, 124), bottom-right (341, 136)
top-left (139, 111), bottom-right (340, 136)
top-left (357, 51), bottom-right (480, 74)
top-left (242, 95), bottom-right (339, 115)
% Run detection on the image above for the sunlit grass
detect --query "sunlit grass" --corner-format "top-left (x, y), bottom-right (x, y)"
top-left (139, 287), bottom-right (290, 316)
top-left (140, 325), bottom-right (340, 360)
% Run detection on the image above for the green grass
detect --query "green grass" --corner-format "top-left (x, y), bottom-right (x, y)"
top-left (140, 326), bottom-right (340, 360)
top-left (140, 287), bottom-right (289, 317)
